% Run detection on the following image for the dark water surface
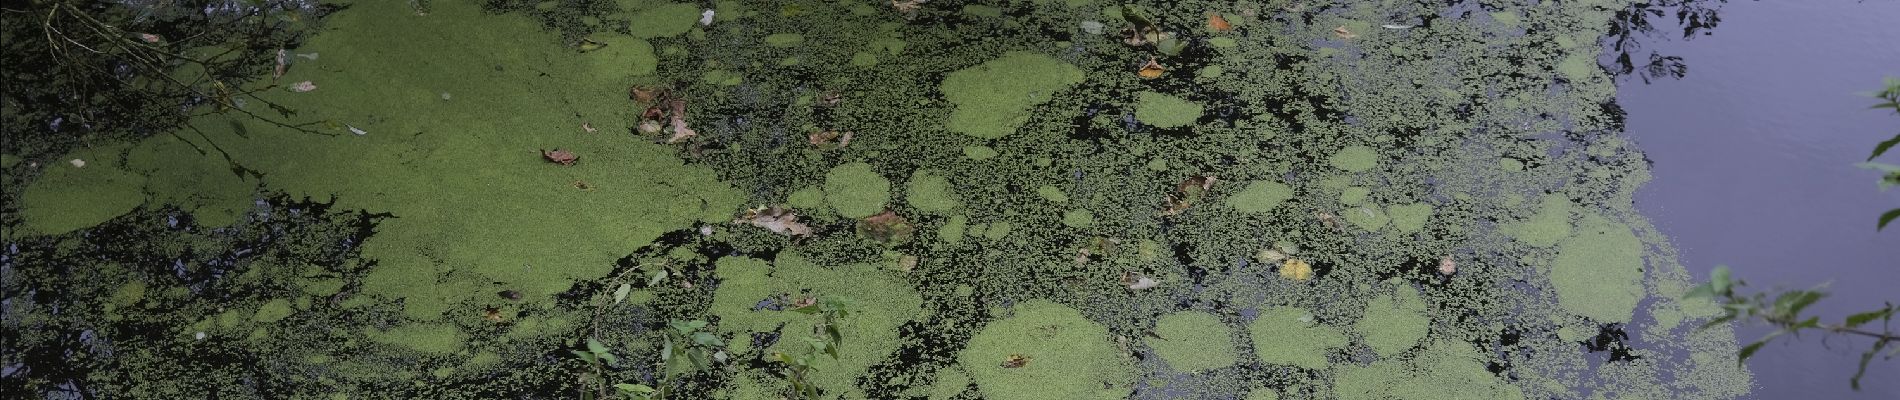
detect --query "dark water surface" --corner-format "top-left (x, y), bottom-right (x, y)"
top-left (1622, 1), bottom-right (1900, 398)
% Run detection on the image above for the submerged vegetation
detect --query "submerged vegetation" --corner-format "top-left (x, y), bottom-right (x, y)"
top-left (1, 0), bottom-right (1772, 398)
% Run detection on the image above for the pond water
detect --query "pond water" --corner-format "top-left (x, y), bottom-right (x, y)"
top-left (0, 0), bottom-right (1887, 399)
top-left (1617, 1), bottom-right (1900, 398)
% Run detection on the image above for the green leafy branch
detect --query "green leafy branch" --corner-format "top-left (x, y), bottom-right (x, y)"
top-left (570, 319), bottom-right (726, 400)
top-left (1860, 77), bottom-right (1900, 230)
top-left (1687, 266), bottom-right (1899, 390)
top-left (772, 295), bottom-right (855, 399)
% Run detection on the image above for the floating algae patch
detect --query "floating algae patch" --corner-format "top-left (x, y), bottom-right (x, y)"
top-left (579, 35), bottom-right (658, 78)
top-left (17, 144), bottom-right (146, 236)
top-left (1386, 203), bottom-right (1433, 234)
top-left (905, 170), bottom-right (960, 214)
top-left (1226, 180), bottom-right (1294, 213)
top-left (1328, 145), bottom-right (1379, 172)
top-left (623, 2), bottom-right (702, 38)
top-left (824, 162), bottom-right (892, 218)
top-left (1504, 194), bottom-right (1575, 247)
top-left (941, 52), bottom-right (1084, 139)
top-left (709, 253), bottom-right (923, 398)
top-left (1551, 213), bottom-right (1647, 323)
top-left (1247, 307), bottom-right (1348, 370)
top-left (123, 134), bottom-right (257, 227)
top-left (1334, 340), bottom-right (1525, 400)
top-left (1354, 282), bottom-right (1429, 357)
top-left (1134, 91), bottom-right (1204, 129)
top-left (1149, 311), bottom-right (1238, 372)
top-left (959, 300), bottom-right (1133, 400)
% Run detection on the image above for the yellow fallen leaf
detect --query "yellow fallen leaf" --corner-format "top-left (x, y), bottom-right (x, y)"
top-left (1280, 259), bottom-right (1313, 281)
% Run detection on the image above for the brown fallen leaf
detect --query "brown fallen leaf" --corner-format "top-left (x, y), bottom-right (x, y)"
top-left (808, 129), bottom-right (854, 149)
top-left (572, 180), bottom-right (594, 191)
top-left (1138, 57), bottom-right (1166, 79)
top-left (630, 86), bottom-right (660, 103)
top-left (1281, 258), bottom-right (1314, 281)
top-left (1207, 13), bottom-right (1233, 32)
top-left (897, 255), bottom-right (919, 273)
top-left (542, 149), bottom-right (579, 166)
top-left (638, 120), bottom-right (664, 135)
top-left (791, 296), bottom-right (817, 309)
top-left (581, 122), bottom-right (598, 133)
top-left (1438, 255), bottom-right (1457, 275)
top-left (1001, 354), bottom-right (1032, 368)
top-left (666, 99), bottom-right (697, 143)
top-left (891, 0), bottom-right (923, 17)
top-left (1333, 25), bottom-right (1358, 39)
top-left (857, 209), bottom-right (915, 243)
top-left (736, 206), bottom-right (815, 237)
top-left (1160, 175), bottom-right (1218, 215)
top-left (1315, 211), bottom-right (1341, 229)
top-left (1121, 271), bottom-right (1160, 290)
top-left (483, 307), bottom-right (505, 323)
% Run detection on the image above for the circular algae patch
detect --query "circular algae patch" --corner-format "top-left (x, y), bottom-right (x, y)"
top-left (1226, 180), bottom-right (1294, 214)
top-left (960, 300), bottom-right (1132, 400)
top-left (1134, 91), bottom-right (1204, 129)
top-left (1328, 145), bottom-right (1379, 172)
top-left (1551, 213), bottom-right (1646, 323)
top-left (1246, 306), bottom-right (1347, 369)
top-left (823, 162), bottom-right (891, 218)
top-left (1149, 311), bottom-right (1238, 372)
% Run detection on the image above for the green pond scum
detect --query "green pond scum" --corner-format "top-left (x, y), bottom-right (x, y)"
top-left (1, 0), bottom-right (1755, 399)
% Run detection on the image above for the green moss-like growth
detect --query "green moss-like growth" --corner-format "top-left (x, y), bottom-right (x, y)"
top-left (1035, 185), bottom-right (1069, 203)
top-left (960, 300), bottom-right (1132, 400)
top-left (580, 35), bottom-right (657, 78)
top-left (1329, 145), bottom-right (1379, 172)
top-left (1061, 209), bottom-right (1094, 228)
top-left (1340, 187), bottom-right (1371, 205)
top-left (251, 299), bottom-right (295, 323)
top-left (1246, 388), bottom-right (1282, 400)
top-left (963, 145), bottom-right (1000, 160)
top-left (763, 33), bottom-right (804, 47)
top-left (365, 323), bottom-right (466, 355)
top-left (1133, 92), bottom-right (1204, 128)
top-left (1551, 213), bottom-right (1646, 323)
top-left (1246, 307), bottom-right (1346, 369)
top-left (1502, 194), bottom-right (1573, 247)
top-left (18, 144), bottom-right (147, 236)
top-left (1387, 203), bottom-right (1433, 234)
top-left (1344, 205), bottom-right (1389, 230)
top-left (1149, 311), bottom-right (1238, 372)
top-left (941, 52), bottom-right (1084, 139)
top-left (1355, 284), bottom-right (1429, 357)
top-left (124, 134), bottom-right (254, 227)
top-left (1226, 181), bottom-right (1294, 213)
top-left (625, 2), bottom-right (701, 38)
top-left (824, 162), bottom-right (892, 218)
top-left (788, 186), bottom-right (826, 209)
top-left (905, 170), bottom-right (960, 214)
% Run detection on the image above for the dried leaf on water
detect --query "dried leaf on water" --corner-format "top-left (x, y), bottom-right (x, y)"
top-left (483, 307), bottom-right (504, 323)
top-left (1315, 211), bottom-right (1341, 229)
top-left (1121, 272), bottom-right (1160, 290)
top-left (542, 149), bottom-right (579, 166)
top-left (1160, 175), bottom-right (1217, 216)
top-left (1438, 255), bottom-right (1457, 275)
top-left (1138, 57), bottom-right (1166, 79)
top-left (808, 129), bottom-right (854, 149)
top-left (666, 99), bottom-right (697, 143)
top-left (857, 209), bottom-right (915, 243)
top-left (578, 38), bottom-right (607, 52)
top-left (1207, 13), bottom-right (1233, 32)
top-left (1332, 25), bottom-right (1358, 39)
top-left (572, 180), bottom-right (594, 191)
top-left (736, 206), bottom-right (815, 237)
top-left (1001, 354), bottom-right (1032, 368)
top-left (1280, 259), bottom-right (1314, 281)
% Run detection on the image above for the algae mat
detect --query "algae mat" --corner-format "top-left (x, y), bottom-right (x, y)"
top-left (4, 0), bottom-right (1754, 398)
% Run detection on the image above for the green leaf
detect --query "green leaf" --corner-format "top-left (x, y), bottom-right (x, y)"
top-left (588, 337), bottom-right (610, 355)
top-left (648, 269), bottom-right (668, 286)
top-left (613, 283), bottom-right (631, 304)
top-left (614, 384), bottom-right (656, 394)
top-left (1878, 208), bottom-right (1900, 231)
top-left (1682, 283), bottom-right (1715, 300)
top-left (1851, 340), bottom-right (1888, 391)
top-left (1696, 314), bottom-right (1738, 332)
top-left (572, 350), bottom-right (597, 363)
top-left (660, 340), bottom-right (674, 362)
top-left (1785, 290), bottom-right (1827, 317)
top-left (1710, 266), bottom-right (1732, 295)
top-left (1737, 341), bottom-right (1767, 365)
top-left (598, 352), bottom-right (620, 365)
top-left (1872, 133), bottom-right (1900, 161)
top-left (1844, 305), bottom-right (1895, 328)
